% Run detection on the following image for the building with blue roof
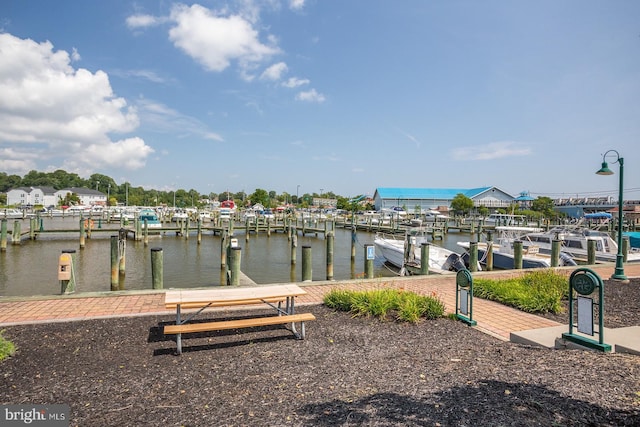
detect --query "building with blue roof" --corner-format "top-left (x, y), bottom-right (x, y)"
top-left (373, 187), bottom-right (516, 212)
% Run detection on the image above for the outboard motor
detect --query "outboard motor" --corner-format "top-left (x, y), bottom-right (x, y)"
top-left (443, 253), bottom-right (467, 272)
top-left (559, 252), bottom-right (578, 266)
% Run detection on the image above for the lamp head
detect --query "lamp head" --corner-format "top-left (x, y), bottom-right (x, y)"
top-left (596, 161), bottom-right (614, 176)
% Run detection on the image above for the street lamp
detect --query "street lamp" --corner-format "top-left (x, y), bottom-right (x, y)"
top-left (596, 149), bottom-right (627, 281)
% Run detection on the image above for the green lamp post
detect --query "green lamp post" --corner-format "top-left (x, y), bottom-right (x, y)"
top-left (596, 149), bottom-right (627, 281)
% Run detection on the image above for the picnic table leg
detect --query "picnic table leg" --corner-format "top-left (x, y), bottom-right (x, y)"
top-left (176, 305), bottom-right (182, 355)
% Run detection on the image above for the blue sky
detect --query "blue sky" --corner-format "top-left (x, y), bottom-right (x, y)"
top-left (1, 1), bottom-right (639, 200)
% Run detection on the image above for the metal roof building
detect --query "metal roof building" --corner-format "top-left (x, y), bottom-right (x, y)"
top-left (373, 187), bottom-right (516, 212)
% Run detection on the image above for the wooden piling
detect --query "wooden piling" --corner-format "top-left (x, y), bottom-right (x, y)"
top-left (469, 242), bottom-right (479, 273)
top-left (291, 232), bottom-right (297, 265)
top-left (485, 241), bottom-right (494, 271)
top-left (326, 231), bottom-right (334, 280)
top-left (420, 242), bottom-right (429, 275)
top-left (302, 245), bottom-right (312, 282)
top-left (513, 240), bottom-right (523, 269)
top-left (59, 249), bottom-right (76, 294)
top-left (1, 219), bottom-right (7, 252)
top-left (79, 218), bottom-right (85, 248)
top-left (587, 240), bottom-right (596, 265)
top-left (110, 236), bottom-right (119, 291)
top-left (364, 244), bottom-right (374, 279)
top-left (151, 247), bottom-right (163, 289)
top-left (551, 239), bottom-right (561, 267)
top-left (229, 247), bottom-right (241, 286)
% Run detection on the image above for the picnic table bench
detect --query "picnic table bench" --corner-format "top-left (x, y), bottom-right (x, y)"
top-left (163, 284), bottom-right (315, 354)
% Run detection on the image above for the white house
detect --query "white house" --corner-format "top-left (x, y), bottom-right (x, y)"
top-left (6, 186), bottom-right (106, 207)
top-left (6, 186), bottom-right (59, 207)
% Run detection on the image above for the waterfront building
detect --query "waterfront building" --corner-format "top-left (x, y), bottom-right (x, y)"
top-left (373, 187), bottom-right (516, 213)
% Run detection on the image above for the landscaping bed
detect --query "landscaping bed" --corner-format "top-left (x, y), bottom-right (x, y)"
top-left (0, 279), bottom-right (638, 426)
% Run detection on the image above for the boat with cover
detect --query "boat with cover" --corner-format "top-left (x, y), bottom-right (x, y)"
top-left (138, 209), bottom-right (162, 230)
top-left (374, 229), bottom-right (468, 274)
top-left (457, 226), bottom-right (577, 270)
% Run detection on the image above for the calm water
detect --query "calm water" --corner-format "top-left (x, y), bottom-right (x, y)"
top-left (0, 217), bottom-right (467, 297)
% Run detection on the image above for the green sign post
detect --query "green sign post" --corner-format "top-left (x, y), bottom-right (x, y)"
top-left (562, 267), bottom-right (611, 352)
top-left (455, 269), bottom-right (477, 326)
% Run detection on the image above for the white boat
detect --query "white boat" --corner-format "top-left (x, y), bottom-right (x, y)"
top-left (0, 208), bottom-right (24, 219)
top-left (457, 226), bottom-right (577, 270)
top-left (374, 231), bottom-right (468, 274)
top-left (519, 224), bottom-right (640, 264)
top-left (138, 209), bottom-right (162, 229)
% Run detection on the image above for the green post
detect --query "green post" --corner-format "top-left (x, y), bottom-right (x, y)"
top-left (326, 232), bottom-right (334, 280)
top-left (110, 235), bottom-right (119, 291)
top-left (364, 244), bottom-right (374, 279)
top-left (513, 240), bottom-right (523, 269)
top-left (420, 242), bottom-right (430, 275)
top-left (455, 269), bottom-right (476, 326)
top-left (551, 239), bottom-right (560, 267)
top-left (151, 247), bottom-right (163, 289)
top-left (59, 249), bottom-right (76, 294)
top-left (469, 242), bottom-right (478, 272)
top-left (229, 247), bottom-right (241, 286)
top-left (1, 219), bottom-right (7, 252)
top-left (302, 245), bottom-right (312, 282)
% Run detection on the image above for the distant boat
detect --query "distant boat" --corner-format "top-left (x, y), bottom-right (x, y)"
top-left (138, 209), bottom-right (161, 229)
top-left (0, 208), bottom-right (24, 219)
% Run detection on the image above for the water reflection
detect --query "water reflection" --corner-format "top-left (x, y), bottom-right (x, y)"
top-left (0, 217), bottom-right (463, 297)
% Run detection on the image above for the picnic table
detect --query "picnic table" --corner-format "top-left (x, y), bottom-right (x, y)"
top-left (163, 284), bottom-right (315, 354)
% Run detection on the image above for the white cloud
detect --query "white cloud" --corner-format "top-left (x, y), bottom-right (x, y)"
top-left (0, 33), bottom-right (154, 173)
top-left (282, 77), bottom-right (309, 88)
top-left (290, 0), bottom-right (306, 11)
top-left (451, 141), bottom-right (532, 161)
top-left (126, 14), bottom-right (163, 29)
top-left (295, 88), bottom-right (326, 103)
top-left (168, 4), bottom-right (280, 76)
top-left (260, 62), bottom-right (288, 81)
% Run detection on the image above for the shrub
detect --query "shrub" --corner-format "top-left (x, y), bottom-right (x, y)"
top-left (0, 330), bottom-right (16, 362)
top-left (473, 269), bottom-right (567, 314)
top-left (323, 288), bottom-right (445, 323)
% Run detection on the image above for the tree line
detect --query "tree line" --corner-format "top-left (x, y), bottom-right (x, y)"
top-left (0, 170), bottom-right (370, 211)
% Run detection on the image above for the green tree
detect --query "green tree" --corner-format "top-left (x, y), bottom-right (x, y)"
top-left (249, 188), bottom-right (269, 207)
top-left (531, 196), bottom-right (555, 218)
top-left (450, 193), bottom-right (474, 215)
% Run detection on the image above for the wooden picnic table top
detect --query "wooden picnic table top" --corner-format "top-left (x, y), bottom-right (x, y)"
top-left (164, 284), bottom-right (307, 307)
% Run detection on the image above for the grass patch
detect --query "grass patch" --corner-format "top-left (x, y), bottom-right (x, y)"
top-left (323, 288), bottom-right (445, 323)
top-left (0, 330), bottom-right (16, 362)
top-left (473, 269), bottom-right (567, 314)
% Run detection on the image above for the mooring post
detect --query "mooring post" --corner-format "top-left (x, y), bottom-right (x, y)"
top-left (29, 217), bottom-right (36, 240)
top-left (245, 219), bottom-right (250, 241)
top-left (513, 240), bottom-right (523, 269)
top-left (229, 247), bottom-right (241, 286)
top-left (118, 229), bottom-right (126, 277)
top-left (551, 239), bottom-right (561, 267)
top-left (0, 219), bottom-right (7, 252)
top-left (79, 217), bottom-right (85, 249)
top-left (59, 249), bottom-right (76, 294)
top-left (11, 220), bottom-right (20, 245)
top-left (110, 235), bottom-right (119, 291)
top-left (420, 242), bottom-right (430, 275)
top-left (364, 244), bottom-right (374, 279)
top-left (326, 231), bottom-right (334, 280)
top-left (197, 218), bottom-right (202, 244)
top-left (485, 241), bottom-right (494, 271)
top-left (469, 242), bottom-right (479, 272)
top-left (351, 226), bottom-right (356, 261)
top-left (291, 231), bottom-right (297, 265)
top-left (151, 247), bottom-right (163, 289)
top-left (587, 240), bottom-right (596, 264)
top-left (220, 231), bottom-right (228, 268)
top-left (143, 219), bottom-right (149, 246)
top-left (302, 245), bottom-right (312, 282)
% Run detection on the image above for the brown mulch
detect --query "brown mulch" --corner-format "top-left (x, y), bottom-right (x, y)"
top-left (1, 280), bottom-right (639, 426)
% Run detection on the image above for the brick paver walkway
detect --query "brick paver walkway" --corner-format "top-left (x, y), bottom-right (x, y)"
top-left (1, 264), bottom-right (638, 340)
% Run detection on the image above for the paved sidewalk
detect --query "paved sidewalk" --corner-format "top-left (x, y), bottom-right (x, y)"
top-left (1, 264), bottom-right (638, 341)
